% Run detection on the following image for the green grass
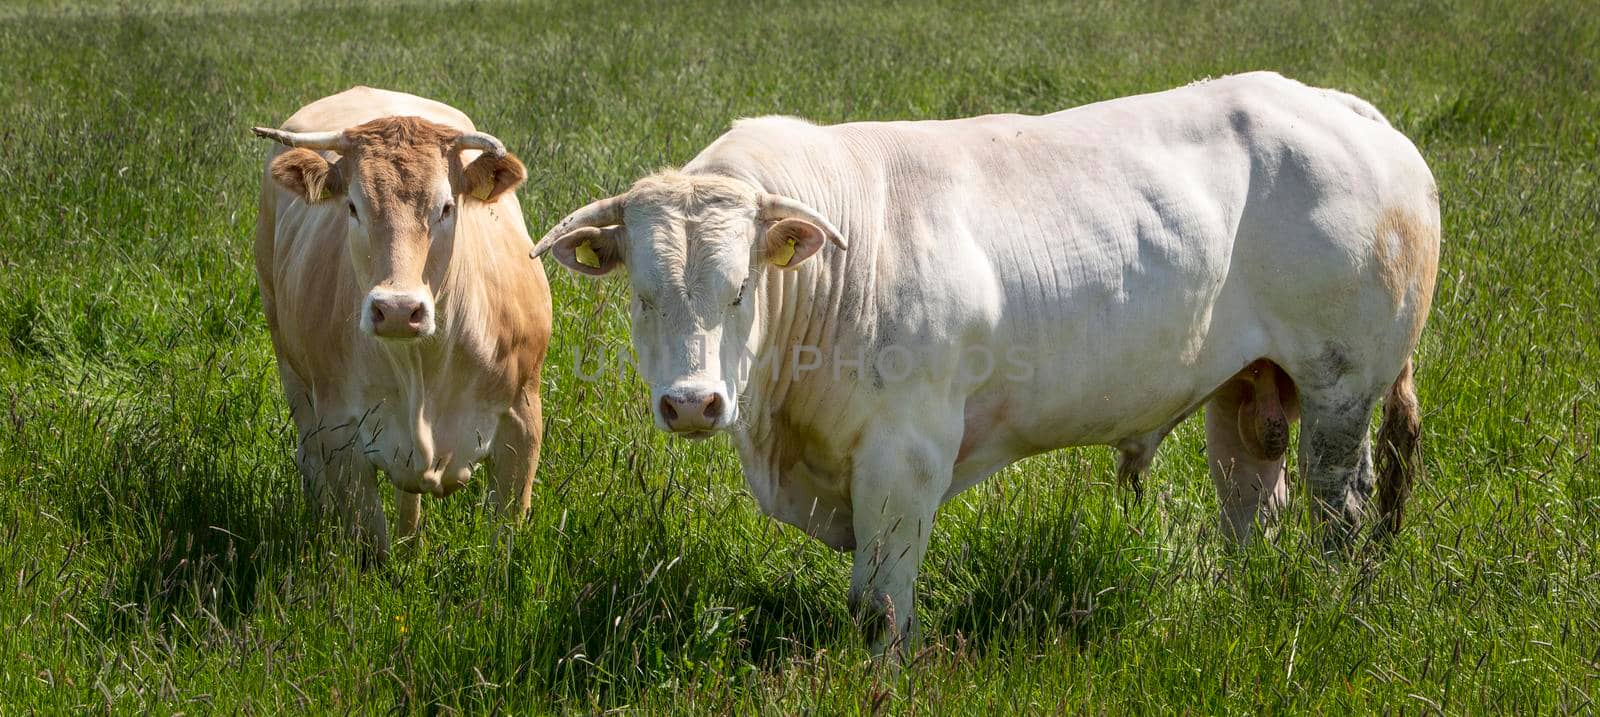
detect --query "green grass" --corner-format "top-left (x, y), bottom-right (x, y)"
top-left (1, 0), bottom-right (1597, 712)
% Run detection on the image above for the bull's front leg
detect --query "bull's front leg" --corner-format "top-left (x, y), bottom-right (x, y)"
top-left (848, 423), bottom-right (955, 659)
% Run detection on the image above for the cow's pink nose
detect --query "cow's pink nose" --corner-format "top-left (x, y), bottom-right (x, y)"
top-left (368, 294), bottom-right (431, 339)
top-left (660, 392), bottom-right (725, 433)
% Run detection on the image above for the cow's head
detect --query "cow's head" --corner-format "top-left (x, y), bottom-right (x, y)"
top-left (533, 171), bottom-right (844, 437)
top-left (252, 117), bottom-right (526, 341)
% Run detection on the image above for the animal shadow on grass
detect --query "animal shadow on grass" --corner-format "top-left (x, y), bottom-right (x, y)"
top-left (409, 490), bottom-right (856, 703)
top-left (925, 475), bottom-right (1179, 656)
top-left (415, 470), bottom-right (1179, 704)
top-left (38, 365), bottom-right (321, 636)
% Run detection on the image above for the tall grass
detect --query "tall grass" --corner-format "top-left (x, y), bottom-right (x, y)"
top-left (1, 0), bottom-right (1596, 711)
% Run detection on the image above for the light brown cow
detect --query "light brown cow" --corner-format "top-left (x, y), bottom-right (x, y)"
top-left (252, 87), bottom-right (551, 557)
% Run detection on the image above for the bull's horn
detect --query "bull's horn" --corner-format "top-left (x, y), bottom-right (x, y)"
top-left (758, 193), bottom-right (846, 250)
top-left (250, 127), bottom-right (348, 151)
top-left (454, 131), bottom-right (507, 156)
top-left (530, 194), bottom-right (626, 258)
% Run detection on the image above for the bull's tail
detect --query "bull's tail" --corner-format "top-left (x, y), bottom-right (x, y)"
top-left (1374, 359), bottom-right (1422, 540)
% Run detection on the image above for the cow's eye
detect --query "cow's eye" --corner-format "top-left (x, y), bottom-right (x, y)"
top-left (439, 201), bottom-right (454, 222)
top-left (731, 281), bottom-right (746, 307)
top-left (347, 201), bottom-right (358, 220)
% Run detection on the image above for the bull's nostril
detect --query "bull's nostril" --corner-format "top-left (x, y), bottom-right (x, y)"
top-left (408, 305), bottom-right (425, 326)
top-left (659, 396), bottom-right (679, 423)
top-left (369, 303), bottom-right (386, 325)
top-left (704, 394), bottom-right (724, 421)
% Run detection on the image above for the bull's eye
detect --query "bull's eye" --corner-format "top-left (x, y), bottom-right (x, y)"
top-left (439, 201), bottom-right (454, 222)
top-left (731, 281), bottom-right (746, 307)
top-left (347, 201), bottom-right (358, 220)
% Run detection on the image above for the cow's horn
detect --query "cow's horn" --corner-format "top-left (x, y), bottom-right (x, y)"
top-left (454, 131), bottom-right (507, 156)
top-left (251, 127), bottom-right (348, 151)
top-left (758, 193), bottom-right (846, 250)
top-left (531, 194), bottom-right (626, 259)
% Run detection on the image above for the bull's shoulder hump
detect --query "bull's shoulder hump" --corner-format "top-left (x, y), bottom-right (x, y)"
top-left (279, 86), bottom-right (477, 133)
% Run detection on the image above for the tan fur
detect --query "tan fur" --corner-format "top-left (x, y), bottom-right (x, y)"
top-left (1375, 359), bottom-right (1422, 540)
top-left (268, 148), bottom-right (342, 202)
top-left (1372, 206), bottom-right (1440, 329)
top-left (460, 152), bottom-right (527, 202)
top-left (254, 88), bottom-right (551, 555)
top-left (342, 116), bottom-right (458, 208)
top-left (1368, 205), bottom-right (1434, 542)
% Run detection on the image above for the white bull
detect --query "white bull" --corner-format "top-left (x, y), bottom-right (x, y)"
top-left (535, 72), bottom-right (1438, 655)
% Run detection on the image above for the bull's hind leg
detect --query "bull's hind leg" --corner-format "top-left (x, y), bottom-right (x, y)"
top-left (1297, 370), bottom-right (1385, 551)
top-left (1116, 410), bottom-right (1193, 500)
top-left (1206, 360), bottom-right (1296, 543)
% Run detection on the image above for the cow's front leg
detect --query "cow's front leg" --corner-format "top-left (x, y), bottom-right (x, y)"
top-left (490, 389), bottom-right (543, 523)
top-left (395, 489), bottom-right (422, 548)
top-left (297, 424), bottom-right (389, 560)
top-left (335, 458), bottom-right (389, 562)
top-left (312, 448), bottom-right (389, 562)
top-left (848, 425), bottom-right (955, 659)
top-left (300, 425), bottom-right (390, 560)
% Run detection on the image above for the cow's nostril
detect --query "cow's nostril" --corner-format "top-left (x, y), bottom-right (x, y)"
top-left (370, 303), bottom-right (386, 325)
top-left (659, 396), bottom-right (679, 423)
top-left (408, 305), bottom-right (425, 326)
top-left (704, 394), bottom-right (724, 421)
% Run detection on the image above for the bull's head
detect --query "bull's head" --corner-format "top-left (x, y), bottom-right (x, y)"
top-left (253, 117), bottom-right (526, 341)
top-left (533, 171), bottom-right (844, 437)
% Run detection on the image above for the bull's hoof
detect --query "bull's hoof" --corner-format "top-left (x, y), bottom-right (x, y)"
top-left (848, 589), bottom-right (898, 654)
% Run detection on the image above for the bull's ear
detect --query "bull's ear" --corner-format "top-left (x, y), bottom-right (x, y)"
top-left (269, 148), bottom-right (343, 203)
top-left (460, 152), bottom-right (527, 203)
top-left (548, 225), bottom-right (623, 277)
top-left (762, 218), bottom-right (827, 269)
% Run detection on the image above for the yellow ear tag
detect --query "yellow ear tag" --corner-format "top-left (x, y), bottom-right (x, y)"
top-left (318, 187), bottom-right (332, 201)
top-left (575, 239), bottom-right (601, 268)
top-left (773, 238), bottom-right (797, 267)
top-left (471, 183), bottom-right (493, 201)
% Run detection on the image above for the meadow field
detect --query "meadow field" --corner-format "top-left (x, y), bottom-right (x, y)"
top-left (1, 0), bottom-right (1597, 712)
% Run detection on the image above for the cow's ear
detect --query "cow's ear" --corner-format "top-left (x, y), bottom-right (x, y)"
top-left (269, 149), bottom-right (343, 203)
top-left (548, 225), bottom-right (624, 277)
top-left (460, 152), bottom-right (527, 203)
top-left (762, 218), bottom-right (827, 269)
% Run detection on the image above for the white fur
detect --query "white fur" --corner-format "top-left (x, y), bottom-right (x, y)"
top-left (559, 72), bottom-right (1439, 655)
